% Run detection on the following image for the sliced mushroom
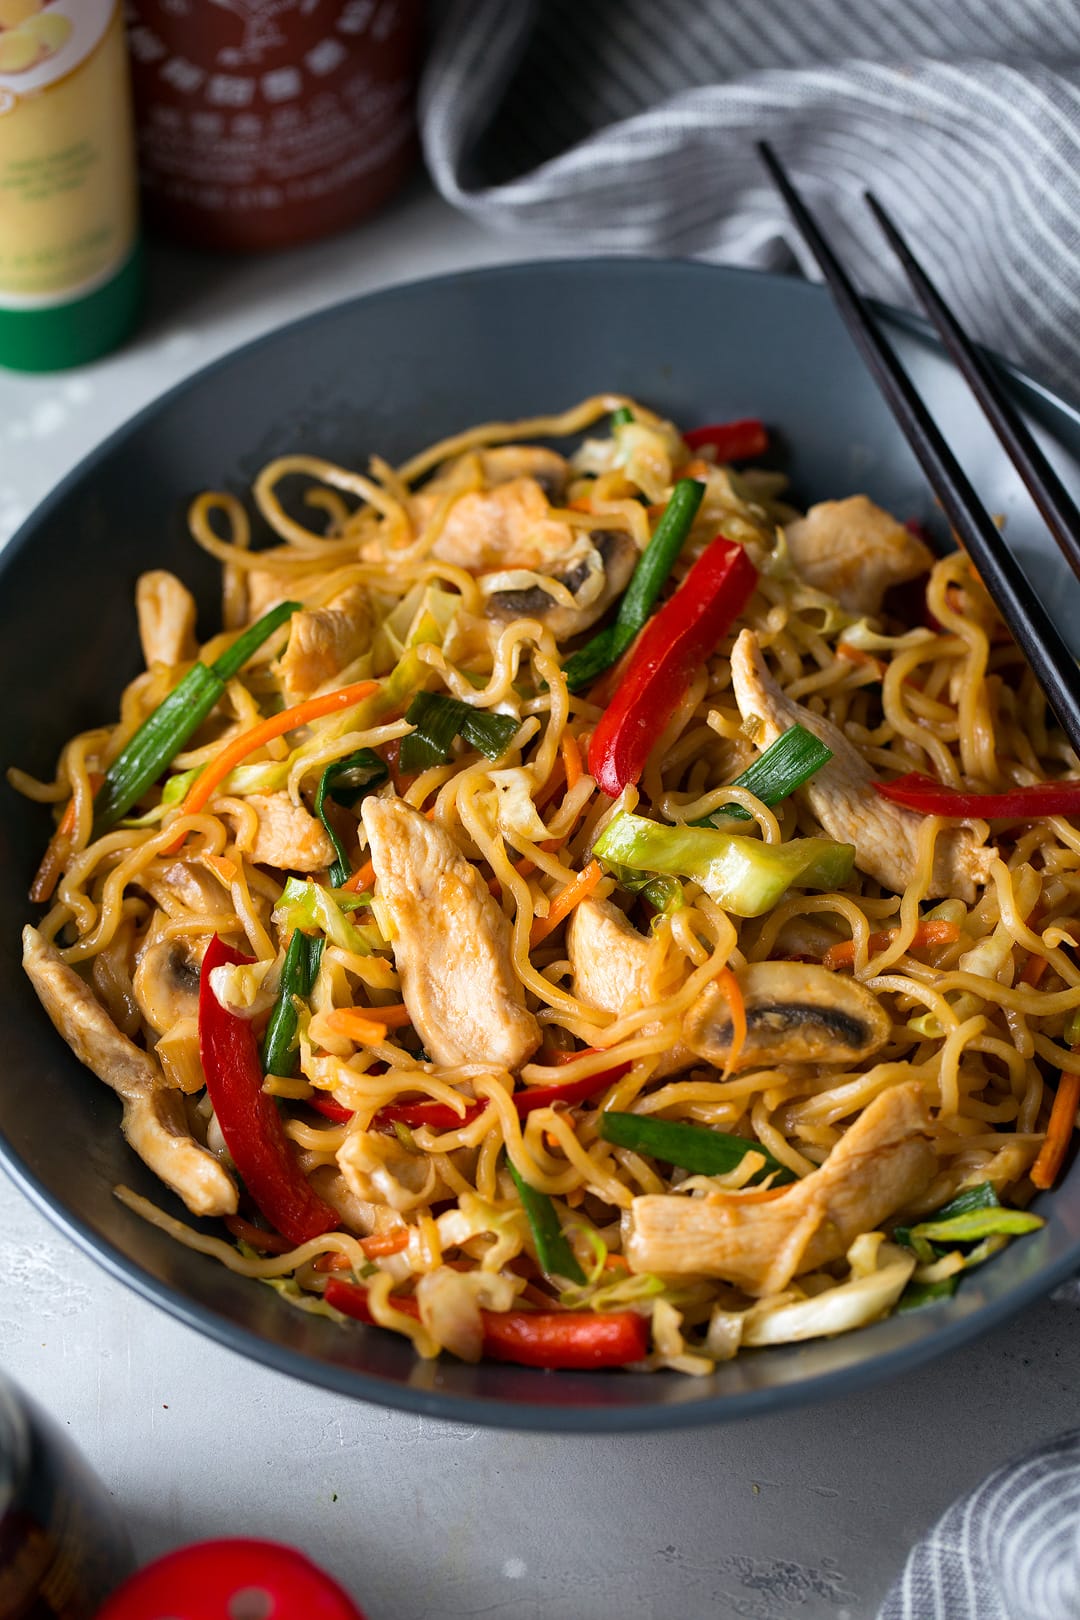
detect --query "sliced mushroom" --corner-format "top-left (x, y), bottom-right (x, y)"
top-left (133, 926), bottom-right (206, 1038)
top-left (485, 528), bottom-right (639, 640)
top-left (683, 961), bottom-right (891, 1071)
top-left (22, 926), bottom-right (236, 1218)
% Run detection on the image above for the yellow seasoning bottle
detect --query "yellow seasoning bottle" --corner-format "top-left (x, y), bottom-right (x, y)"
top-left (0, 0), bottom-right (142, 371)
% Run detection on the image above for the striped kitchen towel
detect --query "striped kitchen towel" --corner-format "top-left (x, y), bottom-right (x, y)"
top-left (879, 1428), bottom-right (1080, 1619)
top-left (420, 0), bottom-right (1080, 404)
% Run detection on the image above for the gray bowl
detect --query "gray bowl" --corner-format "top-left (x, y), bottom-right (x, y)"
top-left (3, 259), bottom-right (1080, 1431)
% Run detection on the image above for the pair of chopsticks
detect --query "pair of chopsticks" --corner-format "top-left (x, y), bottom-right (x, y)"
top-left (758, 141), bottom-right (1080, 762)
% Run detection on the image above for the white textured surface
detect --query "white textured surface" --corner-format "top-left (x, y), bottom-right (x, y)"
top-left (2, 186), bottom-right (1079, 1620)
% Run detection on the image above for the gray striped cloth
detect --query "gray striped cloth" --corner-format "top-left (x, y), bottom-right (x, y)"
top-left (880, 1429), bottom-right (1080, 1619)
top-left (420, 0), bottom-right (1080, 404)
top-left (419, 5), bottom-right (1080, 1612)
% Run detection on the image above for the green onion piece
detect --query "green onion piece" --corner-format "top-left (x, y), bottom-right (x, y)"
top-left (314, 748), bottom-right (388, 888)
top-left (893, 1181), bottom-right (999, 1251)
top-left (1065, 1007), bottom-right (1080, 1046)
top-left (696, 725), bottom-right (833, 825)
top-left (910, 1208), bottom-right (1043, 1244)
top-left (92, 601), bottom-right (302, 839)
top-left (91, 662), bottom-right (224, 838)
top-left (610, 406), bottom-right (634, 428)
top-left (211, 600), bottom-right (301, 682)
top-left (507, 1160), bottom-right (586, 1284)
top-left (563, 477), bottom-right (705, 693)
top-left (593, 811), bottom-right (854, 918)
top-left (597, 1112), bottom-right (795, 1184)
top-left (261, 928), bottom-right (322, 1078)
top-left (399, 691), bottom-right (518, 774)
top-left (898, 1277), bottom-right (958, 1312)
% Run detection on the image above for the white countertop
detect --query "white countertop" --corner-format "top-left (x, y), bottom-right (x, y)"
top-left (2, 183), bottom-right (1078, 1620)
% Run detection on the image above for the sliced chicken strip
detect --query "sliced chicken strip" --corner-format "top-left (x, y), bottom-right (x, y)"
top-left (361, 797), bottom-right (540, 1071)
top-left (730, 629), bottom-right (994, 901)
top-left (276, 583), bottom-right (373, 703)
top-left (430, 478), bottom-right (576, 574)
top-left (136, 571), bottom-right (197, 669)
top-left (623, 1081), bottom-right (934, 1293)
top-left (785, 496), bottom-right (933, 616)
top-left (567, 897), bottom-right (692, 1077)
top-left (242, 792), bottom-right (335, 873)
top-left (22, 926), bottom-right (236, 1218)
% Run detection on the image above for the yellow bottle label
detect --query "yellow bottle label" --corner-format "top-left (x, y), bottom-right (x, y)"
top-left (0, 0), bottom-right (138, 307)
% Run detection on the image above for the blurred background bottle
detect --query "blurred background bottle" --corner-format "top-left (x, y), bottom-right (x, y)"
top-left (126, 0), bottom-right (425, 253)
top-left (0, 0), bottom-right (143, 372)
top-left (0, 1372), bottom-right (132, 1618)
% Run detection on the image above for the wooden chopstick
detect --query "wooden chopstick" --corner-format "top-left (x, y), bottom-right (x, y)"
top-left (864, 189), bottom-right (1080, 587)
top-left (757, 140), bottom-right (1080, 762)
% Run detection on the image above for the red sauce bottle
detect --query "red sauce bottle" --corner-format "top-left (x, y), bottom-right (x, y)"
top-left (0, 1376), bottom-right (133, 1618)
top-left (125, 0), bottom-right (424, 252)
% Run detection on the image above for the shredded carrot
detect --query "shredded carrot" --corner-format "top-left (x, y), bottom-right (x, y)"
top-left (530, 858), bottom-right (603, 947)
top-left (202, 853), bottom-right (239, 886)
top-left (1020, 951), bottom-right (1051, 988)
top-left (534, 758), bottom-right (566, 816)
top-left (602, 1253), bottom-right (631, 1273)
top-left (224, 1214), bottom-right (293, 1254)
top-left (323, 1008), bottom-right (388, 1045)
top-left (567, 496), bottom-right (594, 513)
top-left (836, 643), bottom-right (888, 679)
top-left (1031, 1064), bottom-right (1080, 1189)
top-left (560, 731), bottom-right (583, 792)
top-left (823, 920), bottom-right (961, 971)
top-left (30, 771), bottom-right (104, 904)
top-left (313, 1229), bottom-right (410, 1270)
top-left (170, 680), bottom-right (379, 844)
top-left (681, 458), bottom-right (712, 480)
top-left (342, 858), bottom-right (376, 894)
top-left (714, 966), bottom-right (746, 1079)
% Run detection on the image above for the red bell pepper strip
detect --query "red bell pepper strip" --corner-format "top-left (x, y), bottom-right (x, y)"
top-left (198, 935), bottom-right (339, 1246)
top-left (588, 534), bottom-right (758, 798)
top-left (309, 1062), bottom-right (632, 1130)
top-left (323, 1278), bottom-right (649, 1369)
top-left (514, 1061), bottom-right (633, 1116)
top-left (873, 771), bottom-right (1080, 819)
top-left (683, 419), bottom-right (768, 460)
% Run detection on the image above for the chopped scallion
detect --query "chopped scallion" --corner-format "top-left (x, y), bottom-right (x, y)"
top-left (563, 477), bottom-right (705, 692)
top-left (399, 690), bottom-right (518, 774)
top-left (696, 724), bottom-right (832, 825)
top-left (597, 1112), bottom-right (795, 1184)
top-left (262, 927), bottom-right (322, 1078)
top-left (507, 1160), bottom-right (586, 1283)
top-left (314, 748), bottom-right (388, 887)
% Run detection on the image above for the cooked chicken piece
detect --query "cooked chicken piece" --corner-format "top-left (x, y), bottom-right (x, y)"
top-left (133, 922), bottom-right (207, 1038)
top-left (785, 496), bottom-right (933, 616)
top-left (136, 571), bottom-right (197, 669)
top-left (276, 583), bottom-right (373, 703)
top-left (684, 962), bottom-right (891, 1071)
top-left (730, 629), bottom-right (994, 901)
top-left (22, 927), bottom-right (236, 1218)
top-left (361, 797), bottom-right (540, 1070)
top-left (567, 897), bottom-right (692, 1077)
top-left (140, 858), bottom-right (231, 919)
top-left (431, 479), bottom-right (575, 574)
top-left (623, 1081), bottom-right (934, 1292)
top-left (242, 792), bottom-right (335, 873)
top-left (245, 568), bottom-right (291, 621)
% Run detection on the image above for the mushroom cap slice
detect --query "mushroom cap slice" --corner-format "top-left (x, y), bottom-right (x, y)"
top-left (683, 961), bottom-right (891, 1071)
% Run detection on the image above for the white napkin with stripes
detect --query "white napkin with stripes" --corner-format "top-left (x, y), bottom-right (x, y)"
top-left (420, 0), bottom-right (1080, 405)
top-left (419, 6), bottom-right (1080, 1612)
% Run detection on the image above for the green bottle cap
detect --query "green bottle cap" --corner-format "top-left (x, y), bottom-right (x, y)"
top-left (0, 240), bottom-right (144, 374)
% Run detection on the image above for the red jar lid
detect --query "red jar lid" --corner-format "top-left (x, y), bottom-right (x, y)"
top-left (95, 1538), bottom-right (368, 1620)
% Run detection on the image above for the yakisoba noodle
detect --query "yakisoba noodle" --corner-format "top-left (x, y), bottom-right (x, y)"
top-left (12, 395), bottom-right (1076, 1375)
